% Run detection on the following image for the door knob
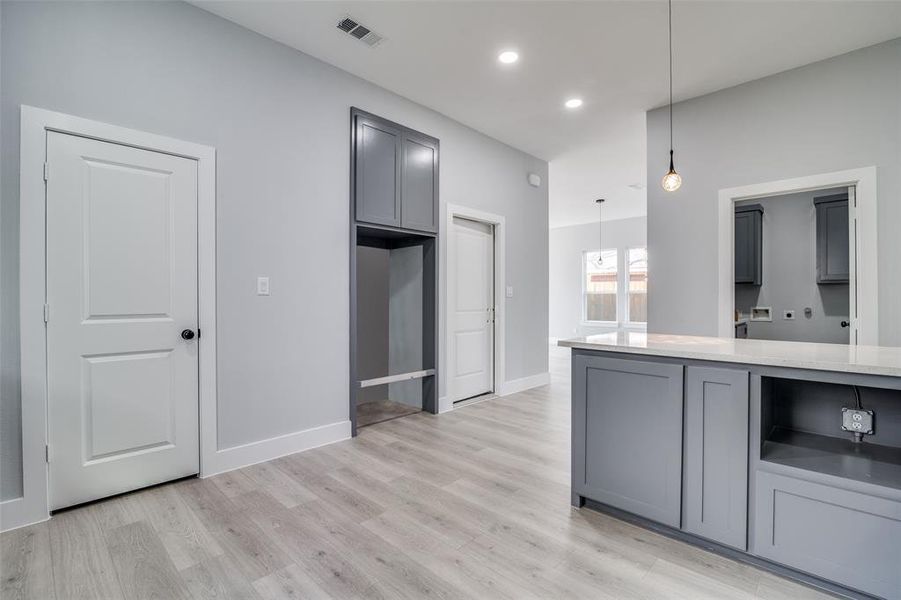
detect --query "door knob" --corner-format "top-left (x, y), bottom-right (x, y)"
top-left (840, 321), bottom-right (850, 328)
top-left (181, 329), bottom-right (196, 340)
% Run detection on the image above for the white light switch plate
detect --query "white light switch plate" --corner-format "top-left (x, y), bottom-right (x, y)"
top-left (506, 286), bottom-right (514, 298)
top-left (257, 276), bottom-right (270, 296)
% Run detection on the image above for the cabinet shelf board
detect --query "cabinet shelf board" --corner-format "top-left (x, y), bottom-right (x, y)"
top-left (761, 428), bottom-right (901, 491)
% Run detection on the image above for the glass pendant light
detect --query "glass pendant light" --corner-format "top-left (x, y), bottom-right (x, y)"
top-left (661, 0), bottom-right (682, 192)
top-left (594, 198), bottom-right (605, 267)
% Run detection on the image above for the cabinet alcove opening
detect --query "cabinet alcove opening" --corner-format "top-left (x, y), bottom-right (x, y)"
top-left (355, 226), bottom-right (436, 428)
top-left (759, 376), bottom-right (901, 491)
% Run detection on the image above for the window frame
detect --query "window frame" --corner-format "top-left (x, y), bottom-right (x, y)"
top-left (581, 248), bottom-right (619, 326)
top-left (580, 246), bottom-right (648, 331)
top-left (625, 246), bottom-right (648, 327)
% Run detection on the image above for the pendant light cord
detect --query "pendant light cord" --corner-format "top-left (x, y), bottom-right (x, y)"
top-left (668, 0), bottom-right (674, 154)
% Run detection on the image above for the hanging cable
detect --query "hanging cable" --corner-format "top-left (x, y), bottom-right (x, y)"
top-left (595, 199), bottom-right (605, 266)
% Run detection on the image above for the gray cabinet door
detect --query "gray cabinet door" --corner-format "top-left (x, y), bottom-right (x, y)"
top-left (683, 366), bottom-right (749, 549)
top-left (572, 354), bottom-right (684, 527)
top-left (734, 205), bottom-right (762, 285)
top-left (753, 471), bottom-right (901, 599)
top-left (400, 132), bottom-right (438, 233)
top-left (814, 195), bottom-right (849, 284)
top-left (355, 115), bottom-right (401, 227)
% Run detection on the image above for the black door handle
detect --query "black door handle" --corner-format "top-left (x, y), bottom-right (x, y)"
top-left (181, 329), bottom-right (196, 340)
top-left (840, 321), bottom-right (850, 328)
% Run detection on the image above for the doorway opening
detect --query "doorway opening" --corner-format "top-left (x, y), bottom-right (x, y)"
top-left (12, 106), bottom-right (216, 532)
top-left (716, 167), bottom-right (878, 346)
top-left (444, 204), bottom-right (506, 412)
top-left (733, 186), bottom-right (853, 344)
top-left (450, 216), bottom-right (496, 404)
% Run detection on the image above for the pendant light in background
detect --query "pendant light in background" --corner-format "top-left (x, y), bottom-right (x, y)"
top-left (661, 0), bottom-right (682, 192)
top-left (594, 198), bottom-right (605, 266)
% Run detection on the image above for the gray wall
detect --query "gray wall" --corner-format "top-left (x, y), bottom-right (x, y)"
top-left (647, 39), bottom-right (901, 345)
top-left (355, 247), bottom-right (389, 404)
top-left (388, 246), bottom-right (423, 408)
top-left (549, 217), bottom-right (647, 340)
top-left (0, 1), bottom-right (549, 500)
top-left (734, 190), bottom-right (850, 344)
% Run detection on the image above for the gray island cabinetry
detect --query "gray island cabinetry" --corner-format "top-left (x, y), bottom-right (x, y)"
top-left (561, 333), bottom-right (901, 600)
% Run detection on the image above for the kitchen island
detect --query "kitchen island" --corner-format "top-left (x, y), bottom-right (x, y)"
top-left (559, 333), bottom-right (901, 600)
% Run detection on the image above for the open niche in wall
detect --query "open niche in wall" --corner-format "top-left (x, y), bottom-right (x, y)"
top-left (349, 108), bottom-right (439, 435)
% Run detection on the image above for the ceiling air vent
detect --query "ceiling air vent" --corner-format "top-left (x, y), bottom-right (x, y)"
top-left (336, 16), bottom-right (384, 47)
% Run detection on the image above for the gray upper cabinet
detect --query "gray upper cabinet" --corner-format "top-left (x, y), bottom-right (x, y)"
top-left (734, 204), bottom-right (763, 285)
top-left (683, 366), bottom-right (749, 550)
top-left (355, 115), bottom-right (401, 227)
top-left (353, 109), bottom-right (438, 234)
top-left (400, 132), bottom-right (438, 233)
top-left (814, 194), bottom-right (849, 284)
top-left (572, 353), bottom-right (684, 527)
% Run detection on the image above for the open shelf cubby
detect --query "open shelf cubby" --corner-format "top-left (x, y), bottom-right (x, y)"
top-left (759, 376), bottom-right (901, 491)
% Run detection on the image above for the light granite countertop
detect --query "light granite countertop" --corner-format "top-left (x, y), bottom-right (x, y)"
top-left (557, 332), bottom-right (901, 378)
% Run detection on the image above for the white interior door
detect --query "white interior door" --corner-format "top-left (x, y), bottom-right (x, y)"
top-left (46, 131), bottom-right (199, 510)
top-left (451, 217), bottom-right (494, 401)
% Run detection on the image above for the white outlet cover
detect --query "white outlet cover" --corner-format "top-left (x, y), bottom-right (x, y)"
top-left (505, 286), bottom-right (514, 298)
top-left (257, 276), bottom-right (270, 296)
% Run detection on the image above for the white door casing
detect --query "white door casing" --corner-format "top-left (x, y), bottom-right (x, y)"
top-left (716, 167), bottom-right (878, 345)
top-left (847, 185), bottom-right (859, 344)
top-left (450, 217), bottom-right (494, 401)
top-left (46, 132), bottom-right (200, 510)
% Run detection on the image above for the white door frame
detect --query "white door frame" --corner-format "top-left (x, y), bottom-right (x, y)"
top-left (443, 204), bottom-right (505, 413)
top-left (4, 106), bottom-right (217, 532)
top-left (717, 167), bottom-right (878, 345)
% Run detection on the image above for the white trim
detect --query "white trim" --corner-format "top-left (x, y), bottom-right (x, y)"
top-left (443, 204), bottom-right (506, 414)
top-left (717, 167), bottom-right (878, 345)
top-left (7, 106), bottom-right (217, 532)
top-left (580, 245), bottom-right (649, 331)
top-left (497, 372), bottom-right (551, 396)
top-left (200, 420), bottom-right (351, 478)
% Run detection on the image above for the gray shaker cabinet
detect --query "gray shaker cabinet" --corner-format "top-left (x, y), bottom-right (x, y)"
top-left (353, 109), bottom-right (439, 234)
top-left (572, 353), bottom-right (684, 527)
top-left (814, 194), bottom-right (849, 284)
top-left (400, 132), bottom-right (438, 233)
top-left (683, 366), bottom-right (749, 550)
top-left (355, 114), bottom-right (402, 227)
top-left (753, 471), bottom-right (901, 599)
top-left (734, 204), bottom-right (763, 285)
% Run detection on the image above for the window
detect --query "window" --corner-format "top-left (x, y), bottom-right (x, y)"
top-left (628, 247), bottom-right (648, 324)
top-left (582, 247), bottom-right (648, 327)
top-left (583, 249), bottom-right (618, 322)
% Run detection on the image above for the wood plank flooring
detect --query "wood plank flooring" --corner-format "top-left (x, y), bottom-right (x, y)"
top-left (1, 346), bottom-right (833, 599)
top-left (356, 400), bottom-right (422, 428)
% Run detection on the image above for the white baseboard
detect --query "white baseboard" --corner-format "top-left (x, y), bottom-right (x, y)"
top-left (1, 495), bottom-right (50, 533)
top-left (1, 421), bottom-right (350, 532)
top-left (497, 372), bottom-right (551, 396)
top-left (438, 396), bottom-right (453, 413)
top-left (200, 420), bottom-right (351, 478)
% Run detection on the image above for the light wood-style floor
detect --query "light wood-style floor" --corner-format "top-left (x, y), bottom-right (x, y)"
top-left (1, 346), bottom-right (833, 600)
top-left (356, 399), bottom-right (421, 428)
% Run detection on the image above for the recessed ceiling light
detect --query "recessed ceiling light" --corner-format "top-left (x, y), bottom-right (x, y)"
top-left (498, 51), bottom-right (519, 64)
top-left (565, 98), bottom-right (583, 109)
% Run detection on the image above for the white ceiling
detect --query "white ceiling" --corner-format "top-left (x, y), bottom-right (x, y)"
top-left (193, 1), bottom-right (901, 227)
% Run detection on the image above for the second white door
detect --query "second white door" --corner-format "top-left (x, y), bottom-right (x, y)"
top-left (46, 131), bottom-right (200, 510)
top-left (450, 217), bottom-right (494, 402)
